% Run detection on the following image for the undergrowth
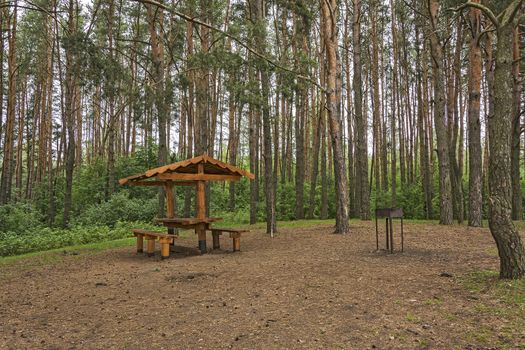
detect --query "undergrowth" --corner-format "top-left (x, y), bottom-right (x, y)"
top-left (0, 221), bottom-right (161, 257)
top-left (459, 270), bottom-right (525, 348)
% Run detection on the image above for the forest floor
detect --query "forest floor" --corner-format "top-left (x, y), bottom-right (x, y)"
top-left (1, 220), bottom-right (524, 350)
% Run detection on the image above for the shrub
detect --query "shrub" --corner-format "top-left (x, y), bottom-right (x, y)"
top-left (0, 221), bottom-right (159, 257)
top-left (0, 202), bottom-right (44, 234)
top-left (73, 191), bottom-right (158, 227)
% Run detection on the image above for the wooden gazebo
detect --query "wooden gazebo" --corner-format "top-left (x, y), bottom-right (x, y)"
top-left (119, 154), bottom-right (255, 254)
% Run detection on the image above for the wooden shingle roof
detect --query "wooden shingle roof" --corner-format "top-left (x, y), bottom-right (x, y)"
top-left (119, 154), bottom-right (255, 185)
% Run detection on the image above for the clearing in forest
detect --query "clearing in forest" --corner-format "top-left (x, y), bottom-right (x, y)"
top-left (1, 221), bottom-right (524, 349)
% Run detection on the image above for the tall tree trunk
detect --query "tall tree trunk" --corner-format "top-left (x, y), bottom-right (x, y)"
top-left (353, 0), bottom-right (370, 220)
top-left (252, 0), bottom-right (276, 234)
top-left (416, 30), bottom-right (432, 219)
top-left (196, 0), bottom-right (209, 156)
top-left (15, 85), bottom-right (25, 197)
top-left (320, 108), bottom-right (328, 219)
top-left (467, 0), bottom-right (483, 227)
top-left (510, 24), bottom-right (521, 220)
top-left (321, 0), bottom-right (350, 234)
top-left (428, 0), bottom-right (453, 225)
top-left (227, 68), bottom-right (237, 212)
top-left (0, 5), bottom-right (17, 204)
top-left (105, 0), bottom-right (116, 200)
top-left (63, 0), bottom-right (76, 227)
top-left (390, 0), bottom-right (398, 206)
top-left (293, 11), bottom-right (307, 220)
top-left (184, 14), bottom-right (194, 217)
top-left (308, 53), bottom-right (324, 219)
top-left (371, 0), bottom-right (382, 195)
top-left (483, 32), bottom-right (495, 200)
top-left (0, 10), bottom-right (3, 160)
top-left (249, 80), bottom-right (259, 225)
top-left (146, 0), bottom-right (168, 215)
top-left (486, 0), bottom-right (525, 279)
top-left (447, 22), bottom-right (464, 224)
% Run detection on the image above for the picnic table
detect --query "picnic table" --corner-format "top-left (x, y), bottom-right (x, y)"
top-left (119, 154), bottom-right (255, 257)
top-left (156, 217), bottom-right (223, 229)
top-left (156, 217), bottom-right (223, 253)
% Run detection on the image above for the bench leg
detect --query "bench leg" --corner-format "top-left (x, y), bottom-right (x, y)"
top-left (136, 234), bottom-right (144, 253)
top-left (389, 217), bottom-right (394, 253)
top-left (160, 238), bottom-right (170, 259)
top-left (146, 237), bottom-right (156, 257)
top-left (212, 231), bottom-right (220, 249)
top-left (385, 218), bottom-right (390, 251)
top-left (197, 225), bottom-right (207, 254)
top-left (168, 227), bottom-right (176, 248)
top-left (232, 237), bottom-right (240, 252)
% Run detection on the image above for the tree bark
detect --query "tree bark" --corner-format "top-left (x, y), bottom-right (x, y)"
top-left (252, 0), bottom-right (276, 234)
top-left (467, 0), bottom-right (483, 227)
top-left (353, 0), bottom-right (370, 220)
top-left (0, 5), bottom-right (17, 204)
top-left (510, 24), bottom-right (521, 220)
top-left (447, 21), bottom-right (464, 224)
top-left (428, 0), bottom-right (453, 225)
top-left (321, 0), bottom-right (350, 234)
top-left (146, 0), bottom-right (168, 215)
top-left (62, 0), bottom-right (76, 227)
top-left (486, 0), bottom-right (525, 279)
top-left (416, 21), bottom-right (433, 219)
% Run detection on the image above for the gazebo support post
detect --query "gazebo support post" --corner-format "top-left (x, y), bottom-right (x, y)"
top-left (164, 182), bottom-right (176, 242)
top-left (196, 164), bottom-right (207, 253)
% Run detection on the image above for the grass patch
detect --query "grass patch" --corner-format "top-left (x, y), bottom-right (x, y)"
top-left (424, 297), bottom-right (443, 306)
top-left (461, 270), bottom-right (525, 305)
top-left (0, 237), bottom-right (136, 266)
top-left (405, 312), bottom-right (419, 322)
top-left (466, 327), bottom-right (490, 343)
top-left (459, 270), bottom-right (525, 346)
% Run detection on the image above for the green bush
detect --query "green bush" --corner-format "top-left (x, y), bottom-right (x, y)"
top-left (73, 191), bottom-right (158, 227)
top-left (396, 182), bottom-right (426, 219)
top-left (0, 202), bottom-right (44, 234)
top-left (217, 208), bottom-right (251, 225)
top-left (0, 221), bottom-right (158, 257)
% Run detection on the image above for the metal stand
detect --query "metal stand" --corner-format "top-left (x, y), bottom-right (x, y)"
top-left (375, 208), bottom-right (404, 253)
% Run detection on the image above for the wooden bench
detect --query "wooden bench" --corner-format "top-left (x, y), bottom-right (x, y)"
top-left (132, 229), bottom-right (177, 259)
top-left (208, 228), bottom-right (249, 252)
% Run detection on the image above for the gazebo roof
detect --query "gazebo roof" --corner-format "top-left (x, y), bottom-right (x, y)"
top-left (119, 154), bottom-right (255, 185)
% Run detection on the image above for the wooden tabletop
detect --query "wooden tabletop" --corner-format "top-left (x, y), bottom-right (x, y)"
top-left (155, 217), bottom-right (223, 225)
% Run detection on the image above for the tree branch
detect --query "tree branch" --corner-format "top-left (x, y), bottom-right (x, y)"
top-left (130, 0), bottom-right (325, 92)
top-left (499, 0), bottom-right (523, 27)
top-left (451, 2), bottom-right (499, 29)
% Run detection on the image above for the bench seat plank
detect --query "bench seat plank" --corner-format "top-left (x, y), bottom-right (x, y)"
top-left (210, 228), bottom-right (249, 234)
top-left (132, 229), bottom-right (177, 239)
top-left (132, 229), bottom-right (177, 259)
top-left (208, 228), bottom-right (249, 252)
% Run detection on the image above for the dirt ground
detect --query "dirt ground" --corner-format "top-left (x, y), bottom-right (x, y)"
top-left (1, 221), bottom-right (524, 349)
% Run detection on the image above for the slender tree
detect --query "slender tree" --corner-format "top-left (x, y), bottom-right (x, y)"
top-left (252, 0), bottom-right (276, 234)
top-left (321, 0), bottom-right (350, 234)
top-left (353, 0), bottom-right (370, 220)
top-left (0, 3), bottom-right (17, 204)
top-left (467, 0), bottom-right (483, 227)
top-left (428, 0), bottom-right (453, 225)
